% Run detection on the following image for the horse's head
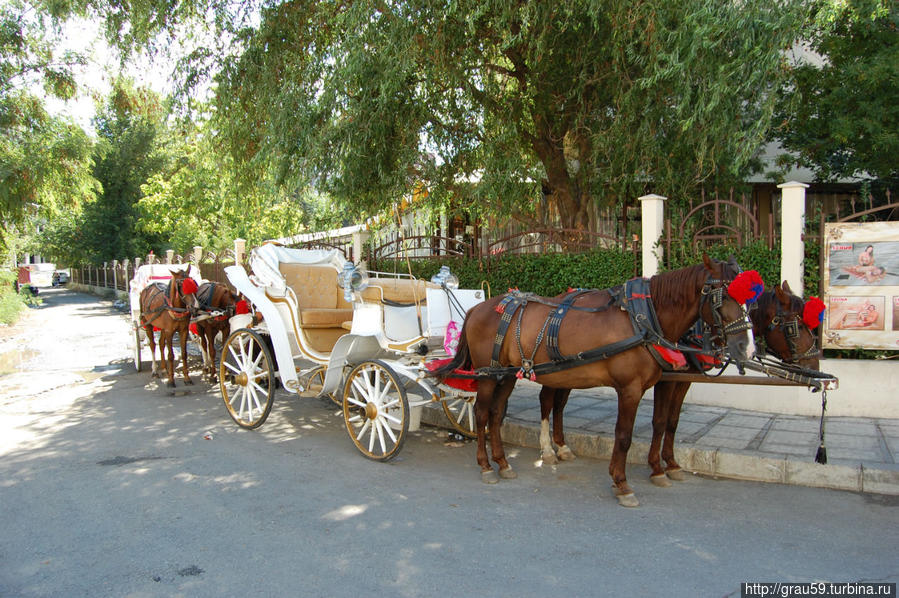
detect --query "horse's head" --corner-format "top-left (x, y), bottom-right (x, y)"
top-left (171, 266), bottom-right (200, 314)
top-left (699, 254), bottom-right (758, 363)
top-left (755, 280), bottom-right (822, 369)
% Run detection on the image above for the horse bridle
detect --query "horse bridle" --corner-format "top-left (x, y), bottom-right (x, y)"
top-left (698, 277), bottom-right (753, 355)
top-left (169, 278), bottom-right (197, 319)
top-left (762, 303), bottom-right (820, 363)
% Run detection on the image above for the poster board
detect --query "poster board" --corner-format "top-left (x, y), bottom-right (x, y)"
top-left (822, 222), bottom-right (899, 350)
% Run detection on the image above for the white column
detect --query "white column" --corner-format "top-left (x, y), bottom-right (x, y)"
top-left (193, 246), bottom-right (203, 264)
top-left (778, 181), bottom-right (808, 296)
top-left (165, 249), bottom-right (174, 264)
top-left (638, 194), bottom-right (667, 278)
top-left (234, 238), bottom-right (246, 266)
top-left (352, 230), bottom-right (369, 264)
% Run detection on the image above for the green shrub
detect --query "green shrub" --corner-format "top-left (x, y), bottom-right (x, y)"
top-left (0, 271), bottom-right (25, 325)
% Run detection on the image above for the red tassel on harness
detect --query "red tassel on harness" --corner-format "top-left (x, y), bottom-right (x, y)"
top-left (803, 296), bottom-right (826, 329)
top-left (727, 270), bottom-right (764, 305)
top-left (182, 277), bottom-right (199, 295)
top-left (235, 300), bottom-right (250, 315)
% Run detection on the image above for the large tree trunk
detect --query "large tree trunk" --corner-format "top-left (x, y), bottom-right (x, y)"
top-left (531, 115), bottom-right (591, 231)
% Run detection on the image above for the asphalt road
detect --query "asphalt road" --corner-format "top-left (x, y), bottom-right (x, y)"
top-left (1, 288), bottom-right (897, 598)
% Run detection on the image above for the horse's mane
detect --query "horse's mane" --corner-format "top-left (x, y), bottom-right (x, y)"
top-left (755, 287), bottom-right (802, 318)
top-left (649, 264), bottom-right (710, 309)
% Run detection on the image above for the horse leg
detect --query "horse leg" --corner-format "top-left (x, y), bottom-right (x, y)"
top-left (610, 383), bottom-right (643, 507)
top-left (538, 386), bottom-right (559, 464)
top-left (475, 379), bottom-right (498, 483)
top-left (649, 381), bottom-right (673, 486)
top-left (162, 330), bottom-right (176, 387)
top-left (661, 381), bottom-right (691, 481)
top-left (145, 325), bottom-right (159, 378)
top-left (196, 326), bottom-right (208, 378)
top-left (179, 328), bottom-right (193, 385)
top-left (488, 378), bottom-right (517, 480)
top-left (553, 389), bottom-right (575, 461)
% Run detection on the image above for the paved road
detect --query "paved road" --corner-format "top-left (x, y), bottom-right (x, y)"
top-left (1, 288), bottom-right (897, 597)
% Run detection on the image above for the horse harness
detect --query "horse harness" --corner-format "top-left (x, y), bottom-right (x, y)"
top-left (758, 302), bottom-right (820, 363)
top-left (195, 282), bottom-right (235, 322)
top-left (481, 275), bottom-right (750, 381)
top-left (139, 280), bottom-right (194, 327)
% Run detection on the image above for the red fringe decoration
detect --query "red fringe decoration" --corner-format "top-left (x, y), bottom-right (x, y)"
top-left (182, 277), bottom-right (199, 295)
top-left (803, 296), bottom-right (826, 329)
top-left (235, 300), bottom-right (250, 315)
top-left (425, 358), bottom-right (478, 393)
top-left (727, 270), bottom-right (764, 305)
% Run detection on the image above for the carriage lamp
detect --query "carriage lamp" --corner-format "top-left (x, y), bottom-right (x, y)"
top-left (338, 262), bottom-right (370, 302)
top-left (430, 265), bottom-right (459, 290)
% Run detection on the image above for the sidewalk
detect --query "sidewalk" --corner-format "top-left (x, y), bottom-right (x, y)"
top-left (427, 379), bottom-right (899, 495)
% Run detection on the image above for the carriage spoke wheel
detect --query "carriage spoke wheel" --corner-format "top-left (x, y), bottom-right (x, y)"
top-left (440, 391), bottom-right (478, 439)
top-left (219, 329), bottom-right (275, 429)
top-left (342, 360), bottom-right (409, 461)
top-left (299, 365), bottom-right (339, 405)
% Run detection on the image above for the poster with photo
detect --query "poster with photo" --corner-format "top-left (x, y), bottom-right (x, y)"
top-left (823, 222), bottom-right (899, 350)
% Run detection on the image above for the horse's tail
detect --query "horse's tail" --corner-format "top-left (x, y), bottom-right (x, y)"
top-left (427, 318), bottom-right (473, 380)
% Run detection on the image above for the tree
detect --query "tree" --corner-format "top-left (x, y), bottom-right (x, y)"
top-left (137, 113), bottom-right (325, 252)
top-left (0, 0), bottom-right (96, 254)
top-left (208, 0), bottom-right (807, 230)
top-left (774, 0), bottom-right (899, 184)
top-left (78, 79), bottom-right (168, 262)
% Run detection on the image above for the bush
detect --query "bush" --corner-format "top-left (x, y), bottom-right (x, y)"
top-left (371, 248), bottom-right (640, 297)
top-left (0, 271), bottom-right (26, 325)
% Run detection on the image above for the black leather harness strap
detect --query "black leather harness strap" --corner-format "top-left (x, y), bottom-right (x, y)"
top-left (545, 289), bottom-right (593, 361)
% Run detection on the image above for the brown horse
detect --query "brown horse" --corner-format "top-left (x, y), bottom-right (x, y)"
top-left (139, 266), bottom-right (200, 388)
top-left (193, 281), bottom-right (239, 382)
top-left (431, 255), bottom-right (756, 506)
top-left (645, 280), bottom-right (820, 485)
top-left (537, 281), bottom-right (821, 478)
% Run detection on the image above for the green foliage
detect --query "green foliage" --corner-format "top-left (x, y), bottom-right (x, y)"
top-left (0, 1), bottom-right (96, 247)
top-left (664, 238), bottom-right (783, 290)
top-left (0, 270), bottom-right (25, 324)
top-left (774, 0), bottom-right (899, 183)
top-left (137, 114), bottom-right (328, 254)
top-left (73, 79), bottom-right (169, 263)
top-left (204, 0), bottom-right (807, 229)
top-left (370, 248), bottom-right (637, 297)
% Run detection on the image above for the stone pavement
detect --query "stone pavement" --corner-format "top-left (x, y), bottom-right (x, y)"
top-left (428, 379), bottom-right (899, 496)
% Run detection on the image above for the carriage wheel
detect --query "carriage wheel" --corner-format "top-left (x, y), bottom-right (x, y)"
top-left (133, 327), bottom-right (143, 372)
top-left (219, 329), bottom-right (276, 429)
top-left (299, 365), bottom-right (339, 405)
top-left (440, 391), bottom-right (478, 439)
top-left (342, 360), bottom-right (409, 461)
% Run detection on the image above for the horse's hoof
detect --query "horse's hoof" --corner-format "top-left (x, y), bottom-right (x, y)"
top-left (166, 381), bottom-right (176, 388)
top-left (557, 446), bottom-right (576, 461)
top-left (541, 451), bottom-right (559, 465)
top-left (616, 493), bottom-right (640, 507)
top-left (481, 470), bottom-right (499, 484)
top-left (184, 379), bottom-right (194, 386)
top-left (498, 466), bottom-right (517, 480)
top-left (650, 473), bottom-right (672, 488)
top-left (666, 468), bottom-right (686, 481)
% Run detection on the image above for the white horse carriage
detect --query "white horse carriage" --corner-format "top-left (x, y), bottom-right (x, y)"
top-left (220, 243), bottom-right (485, 460)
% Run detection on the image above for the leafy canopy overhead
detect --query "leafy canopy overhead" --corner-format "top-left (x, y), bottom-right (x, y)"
top-left (775, 0), bottom-right (899, 184)
top-left (208, 0), bottom-right (807, 229)
top-left (0, 0), bottom-right (96, 251)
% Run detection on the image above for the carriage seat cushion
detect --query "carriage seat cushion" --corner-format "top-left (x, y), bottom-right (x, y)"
top-left (299, 307), bottom-right (354, 328)
top-left (278, 263), bottom-right (354, 328)
top-left (363, 277), bottom-right (437, 304)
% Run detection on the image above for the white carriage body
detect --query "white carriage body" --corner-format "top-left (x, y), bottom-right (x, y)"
top-left (224, 244), bottom-right (484, 402)
top-left (129, 263), bottom-right (205, 326)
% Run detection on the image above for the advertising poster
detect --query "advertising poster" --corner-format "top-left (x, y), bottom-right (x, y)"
top-left (823, 222), bottom-right (899, 350)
